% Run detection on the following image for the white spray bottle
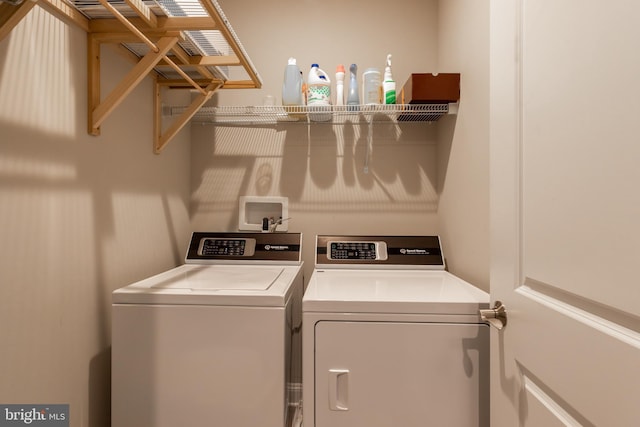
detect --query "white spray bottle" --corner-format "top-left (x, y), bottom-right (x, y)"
top-left (346, 63), bottom-right (360, 111)
top-left (383, 54), bottom-right (396, 105)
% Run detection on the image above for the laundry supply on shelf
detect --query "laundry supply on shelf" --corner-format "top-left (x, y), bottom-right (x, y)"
top-left (307, 64), bottom-right (332, 122)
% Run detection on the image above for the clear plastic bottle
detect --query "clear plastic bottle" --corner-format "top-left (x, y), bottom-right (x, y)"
top-left (362, 67), bottom-right (381, 105)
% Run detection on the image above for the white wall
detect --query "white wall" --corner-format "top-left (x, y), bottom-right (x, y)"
top-left (190, 0), bottom-right (489, 289)
top-left (0, 8), bottom-right (192, 426)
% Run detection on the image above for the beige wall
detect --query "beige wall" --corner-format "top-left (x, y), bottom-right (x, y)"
top-left (191, 0), bottom-right (489, 288)
top-left (436, 0), bottom-right (490, 288)
top-left (0, 8), bottom-right (192, 427)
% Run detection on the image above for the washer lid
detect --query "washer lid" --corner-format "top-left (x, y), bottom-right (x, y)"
top-left (302, 269), bottom-right (489, 315)
top-left (113, 264), bottom-right (302, 306)
top-left (152, 266), bottom-right (284, 291)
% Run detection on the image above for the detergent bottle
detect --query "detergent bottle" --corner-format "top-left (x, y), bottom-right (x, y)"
top-left (307, 64), bottom-right (332, 122)
top-left (282, 57), bottom-right (304, 107)
top-left (282, 57), bottom-right (305, 118)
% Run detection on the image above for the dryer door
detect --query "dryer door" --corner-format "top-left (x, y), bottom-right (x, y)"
top-left (314, 321), bottom-right (489, 427)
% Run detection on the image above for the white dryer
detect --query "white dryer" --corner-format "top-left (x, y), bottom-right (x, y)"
top-left (112, 232), bottom-right (304, 427)
top-left (302, 235), bottom-right (490, 427)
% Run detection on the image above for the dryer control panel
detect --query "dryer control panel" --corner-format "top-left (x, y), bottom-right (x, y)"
top-left (328, 241), bottom-right (388, 261)
top-left (316, 235), bottom-right (444, 269)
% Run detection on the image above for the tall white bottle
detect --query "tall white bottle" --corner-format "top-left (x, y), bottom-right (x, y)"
top-left (335, 64), bottom-right (345, 106)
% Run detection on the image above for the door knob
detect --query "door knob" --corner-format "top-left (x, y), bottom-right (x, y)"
top-left (479, 300), bottom-right (507, 330)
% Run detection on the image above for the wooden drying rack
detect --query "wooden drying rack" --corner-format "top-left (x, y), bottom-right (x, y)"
top-left (0, 0), bottom-right (262, 153)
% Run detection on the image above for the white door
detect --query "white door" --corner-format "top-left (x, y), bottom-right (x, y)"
top-left (490, 0), bottom-right (640, 426)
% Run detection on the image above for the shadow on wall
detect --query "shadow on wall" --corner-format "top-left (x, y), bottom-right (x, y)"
top-left (89, 348), bottom-right (111, 427)
top-left (0, 13), bottom-right (190, 427)
top-left (435, 113), bottom-right (458, 195)
top-left (191, 114), bottom-right (454, 228)
top-left (0, 107), bottom-right (187, 426)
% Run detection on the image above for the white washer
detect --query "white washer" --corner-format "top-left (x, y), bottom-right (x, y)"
top-left (112, 232), bottom-right (304, 427)
top-left (302, 235), bottom-right (490, 427)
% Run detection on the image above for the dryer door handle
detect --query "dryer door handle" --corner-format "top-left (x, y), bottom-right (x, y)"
top-left (328, 369), bottom-right (349, 411)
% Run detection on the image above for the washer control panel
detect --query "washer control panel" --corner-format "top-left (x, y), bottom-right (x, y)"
top-left (328, 241), bottom-right (388, 261)
top-left (186, 232), bottom-right (302, 264)
top-left (198, 238), bottom-right (256, 257)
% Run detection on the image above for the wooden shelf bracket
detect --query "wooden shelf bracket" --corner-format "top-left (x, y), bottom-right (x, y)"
top-left (154, 80), bottom-right (221, 153)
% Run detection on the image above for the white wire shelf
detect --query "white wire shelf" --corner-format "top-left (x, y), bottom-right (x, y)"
top-left (172, 103), bottom-right (456, 125)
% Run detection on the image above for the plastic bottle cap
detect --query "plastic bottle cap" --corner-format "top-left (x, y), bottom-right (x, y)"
top-left (288, 57), bottom-right (297, 65)
top-left (336, 64), bottom-right (345, 73)
top-left (311, 63), bottom-right (319, 68)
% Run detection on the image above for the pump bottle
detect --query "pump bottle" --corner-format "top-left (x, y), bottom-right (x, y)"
top-left (383, 54), bottom-right (396, 105)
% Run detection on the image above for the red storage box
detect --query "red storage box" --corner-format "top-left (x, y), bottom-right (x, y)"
top-left (397, 73), bottom-right (460, 104)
